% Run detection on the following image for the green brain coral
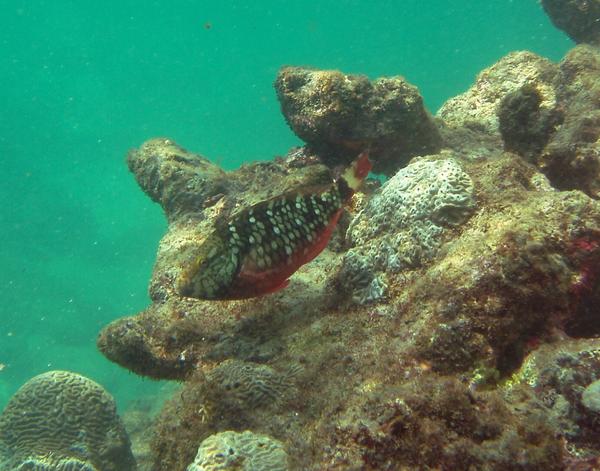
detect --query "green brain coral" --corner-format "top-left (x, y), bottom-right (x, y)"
top-left (0, 370), bottom-right (135, 471)
top-left (15, 456), bottom-right (98, 470)
top-left (186, 431), bottom-right (288, 471)
top-left (204, 359), bottom-right (300, 410)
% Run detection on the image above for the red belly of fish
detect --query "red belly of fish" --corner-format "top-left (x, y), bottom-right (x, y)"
top-left (228, 208), bottom-right (343, 299)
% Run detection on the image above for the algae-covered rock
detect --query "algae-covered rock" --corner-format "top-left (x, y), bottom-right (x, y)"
top-left (542, 0), bottom-right (600, 46)
top-left (0, 371), bottom-right (135, 471)
top-left (438, 51), bottom-right (558, 134)
top-left (275, 66), bottom-right (442, 175)
top-left (332, 376), bottom-right (563, 470)
top-left (506, 338), bottom-right (600, 458)
top-left (538, 45), bottom-right (600, 196)
top-left (409, 156), bottom-right (600, 374)
top-left (440, 45), bottom-right (600, 197)
top-left (127, 138), bottom-right (228, 222)
top-left (498, 84), bottom-right (564, 161)
top-left (186, 431), bottom-right (288, 471)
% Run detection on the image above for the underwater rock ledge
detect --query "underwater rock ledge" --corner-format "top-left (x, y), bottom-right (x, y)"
top-left (97, 45), bottom-right (600, 470)
top-left (274, 66), bottom-right (443, 175)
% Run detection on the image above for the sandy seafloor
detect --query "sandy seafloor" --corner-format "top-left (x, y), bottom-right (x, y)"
top-left (0, 1), bottom-right (571, 412)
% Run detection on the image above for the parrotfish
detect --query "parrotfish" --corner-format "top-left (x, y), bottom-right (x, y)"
top-left (177, 151), bottom-right (371, 300)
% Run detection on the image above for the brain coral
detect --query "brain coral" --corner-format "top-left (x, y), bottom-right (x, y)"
top-left (341, 156), bottom-right (475, 303)
top-left (0, 370), bottom-right (135, 471)
top-left (186, 431), bottom-right (288, 471)
top-left (204, 359), bottom-right (299, 411)
top-left (15, 456), bottom-right (98, 470)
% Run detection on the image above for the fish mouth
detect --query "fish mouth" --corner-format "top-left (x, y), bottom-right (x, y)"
top-left (175, 261), bottom-right (200, 298)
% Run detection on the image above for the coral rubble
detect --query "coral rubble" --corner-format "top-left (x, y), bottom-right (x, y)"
top-left (96, 9), bottom-right (600, 469)
top-left (0, 371), bottom-right (135, 471)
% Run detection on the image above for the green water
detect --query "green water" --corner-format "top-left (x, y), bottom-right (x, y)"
top-left (0, 1), bottom-right (572, 409)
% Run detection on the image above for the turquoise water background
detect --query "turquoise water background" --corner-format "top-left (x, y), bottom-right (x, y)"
top-left (0, 1), bottom-right (572, 409)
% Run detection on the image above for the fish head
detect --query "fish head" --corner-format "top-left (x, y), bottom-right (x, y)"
top-left (176, 231), bottom-right (240, 300)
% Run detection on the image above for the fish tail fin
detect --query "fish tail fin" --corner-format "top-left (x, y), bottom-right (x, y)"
top-left (341, 150), bottom-right (371, 191)
top-left (338, 150), bottom-right (371, 201)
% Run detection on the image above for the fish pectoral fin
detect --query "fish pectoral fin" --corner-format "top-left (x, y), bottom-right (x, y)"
top-left (232, 268), bottom-right (291, 298)
top-left (264, 278), bottom-right (290, 295)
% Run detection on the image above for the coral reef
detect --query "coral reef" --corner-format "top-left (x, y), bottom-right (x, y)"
top-left (541, 0), bottom-right (600, 45)
top-left (505, 338), bottom-right (600, 459)
top-left (538, 45), bottom-right (600, 196)
top-left (0, 371), bottom-right (135, 471)
top-left (333, 376), bottom-right (563, 470)
top-left (15, 457), bottom-right (97, 470)
top-left (339, 155), bottom-right (476, 303)
top-left (98, 143), bottom-right (338, 379)
top-left (127, 138), bottom-right (228, 222)
top-left (437, 51), bottom-right (558, 134)
top-left (118, 147), bottom-right (600, 470)
top-left (497, 84), bottom-right (564, 161)
top-left (438, 44), bottom-right (600, 197)
top-left (274, 66), bottom-right (442, 174)
top-left (186, 431), bottom-right (288, 471)
top-left (202, 359), bottom-right (301, 412)
top-left (96, 16), bottom-right (600, 470)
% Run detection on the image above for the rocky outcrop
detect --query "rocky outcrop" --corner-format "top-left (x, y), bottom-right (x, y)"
top-left (97, 34), bottom-right (600, 469)
top-left (275, 67), bottom-right (442, 175)
top-left (542, 0), bottom-right (600, 46)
